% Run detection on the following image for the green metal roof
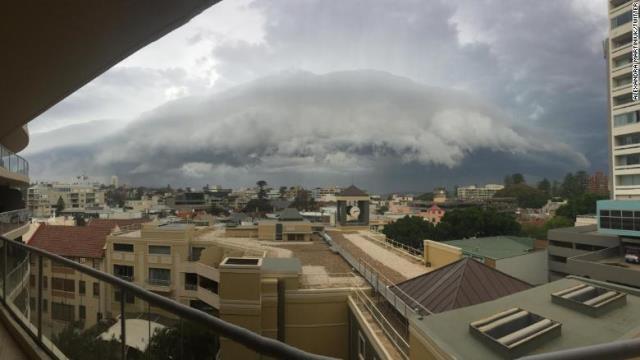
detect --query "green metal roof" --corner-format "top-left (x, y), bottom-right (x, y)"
top-left (411, 277), bottom-right (640, 360)
top-left (444, 236), bottom-right (535, 260)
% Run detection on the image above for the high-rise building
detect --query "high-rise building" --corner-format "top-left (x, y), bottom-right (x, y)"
top-left (588, 171), bottom-right (609, 196)
top-left (110, 175), bottom-right (119, 188)
top-left (607, 0), bottom-right (639, 199)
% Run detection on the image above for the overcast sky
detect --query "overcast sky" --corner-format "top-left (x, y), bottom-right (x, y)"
top-left (25, 0), bottom-right (610, 193)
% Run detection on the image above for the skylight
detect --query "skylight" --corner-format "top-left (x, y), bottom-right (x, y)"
top-left (469, 307), bottom-right (561, 358)
top-left (551, 283), bottom-right (627, 317)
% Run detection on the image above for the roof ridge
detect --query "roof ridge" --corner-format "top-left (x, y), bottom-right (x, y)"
top-left (451, 258), bottom-right (470, 308)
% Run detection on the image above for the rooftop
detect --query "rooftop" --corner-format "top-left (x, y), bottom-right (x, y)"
top-left (413, 277), bottom-right (640, 360)
top-left (444, 236), bottom-right (537, 260)
top-left (392, 258), bottom-right (531, 314)
top-left (337, 185), bottom-right (368, 197)
top-left (29, 224), bottom-right (112, 258)
top-left (277, 208), bottom-right (305, 221)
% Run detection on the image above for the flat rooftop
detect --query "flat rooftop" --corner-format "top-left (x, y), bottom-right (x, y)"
top-left (196, 229), bottom-right (358, 289)
top-left (327, 229), bottom-right (430, 283)
top-left (444, 236), bottom-right (536, 260)
top-left (413, 277), bottom-right (640, 360)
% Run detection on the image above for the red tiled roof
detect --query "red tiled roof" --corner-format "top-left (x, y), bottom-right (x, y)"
top-left (29, 224), bottom-right (111, 259)
top-left (29, 219), bottom-right (150, 259)
top-left (392, 258), bottom-right (531, 314)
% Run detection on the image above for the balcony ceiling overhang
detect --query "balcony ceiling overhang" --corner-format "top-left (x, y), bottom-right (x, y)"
top-left (0, 0), bottom-right (221, 140)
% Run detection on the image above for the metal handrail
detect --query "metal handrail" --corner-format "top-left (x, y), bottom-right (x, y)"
top-left (0, 235), bottom-right (335, 360)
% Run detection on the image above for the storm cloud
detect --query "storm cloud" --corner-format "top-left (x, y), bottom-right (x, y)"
top-left (26, 70), bottom-right (588, 191)
top-left (25, 0), bottom-right (610, 191)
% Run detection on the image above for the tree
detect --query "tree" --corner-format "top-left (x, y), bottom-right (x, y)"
top-left (382, 216), bottom-right (435, 249)
top-left (537, 178), bottom-right (551, 195)
top-left (145, 320), bottom-right (219, 360)
top-left (521, 216), bottom-right (574, 239)
top-left (494, 184), bottom-right (549, 208)
top-left (556, 193), bottom-right (607, 220)
top-left (415, 192), bottom-right (434, 201)
top-left (206, 204), bottom-right (227, 216)
top-left (512, 173), bottom-right (525, 185)
top-left (382, 207), bottom-right (522, 247)
top-left (256, 180), bottom-right (268, 200)
top-left (55, 196), bottom-right (65, 214)
top-left (290, 190), bottom-right (317, 211)
top-left (279, 186), bottom-right (287, 199)
top-left (53, 321), bottom-right (123, 360)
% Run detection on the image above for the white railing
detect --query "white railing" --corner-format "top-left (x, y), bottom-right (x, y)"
top-left (321, 233), bottom-right (432, 319)
top-left (352, 286), bottom-right (409, 359)
top-left (366, 230), bottom-right (424, 260)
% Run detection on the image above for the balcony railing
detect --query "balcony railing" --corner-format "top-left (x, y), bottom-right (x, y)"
top-left (0, 235), bottom-right (334, 360)
top-left (0, 209), bottom-right (30, 235)
top-left (0, 143), bottom-right (28, 177)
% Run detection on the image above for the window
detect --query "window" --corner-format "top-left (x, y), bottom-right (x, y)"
top-left (190, 247), bottom-right (204, 261)
top-left (149, 245), bottom-right (171, 255)
top-left (185, 273), bottom-right (198, 290)
top-left (613, 55), bottom-right (632, 69)
top-left (114, 289), bottom-right (135, 304)
top-left (575, 243), bottom-right (607, 252)
top-left (617, 174), bottom-right (640, 186)
top-left (148, 268), bottom-right (171, 285)
top-left (614, 93), bottom-right (634, 106)
top-left (51, 277), bottom-right (75, 292)
top-left (29, 275), bottom-right (35, 287)
top-left (113, 243), bottom-right (134, 252)
top-left (113, 265), bottom-right (134, 281)
top-left (611, 11), bottom-right (632, 28)
top-left (52, 302), bottom-right (75, 322)
top-left (616, 132), bottom-right (640, 146)
top-left (43, 276), bottom-right (48, 289)
top-left (93, 282), bottom-right (100, 297)
top-left (79, 305), bottom-right (86, 320)
top-left (614, 75), bottom-right (632, 87)
top-left (358, 331), bottom-right (366, 360)
top-left (79, 280), bottom-right (86, 295)
top-left (42, 299), bottom-right (48, 313)
top-left (616, 154), bottom-right (640, 166)
top-left (613, 111), bottom-right (638, 127)
top-left (30, 297), bottom-right (35, 311)
top-left (97, 312), bottom-right (103, 321)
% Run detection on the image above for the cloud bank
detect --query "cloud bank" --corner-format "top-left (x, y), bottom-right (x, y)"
top-left (25, 70), bottom-right (588, 191)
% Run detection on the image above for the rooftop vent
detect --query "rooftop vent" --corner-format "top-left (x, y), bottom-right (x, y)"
top-left (223, 257), bottom-right (261, 266)
top-left (551, 283), bottom-right (627, 317)
top-left (469, 307), bottom-right (561, 358)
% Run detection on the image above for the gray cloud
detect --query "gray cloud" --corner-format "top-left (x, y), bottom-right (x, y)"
top-left (25, 70), bottom-right (588, 191)
top-left (25, 0), bottom-right (610, 190)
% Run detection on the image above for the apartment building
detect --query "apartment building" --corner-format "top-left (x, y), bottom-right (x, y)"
top-left (225, 208), bottom-right (315, 241)
top-left (311, 186), bottom-right (343, 202)
top-left (588, 171), bottom-right (609, 196)
top-left (28, 182), bottom-right (106, 218)
top-left (456, 184), bottom-right (504, 201)
top-left (607, 0), bottom-right (640, 199)
top-left (27, 219), bottom-right (150, 332)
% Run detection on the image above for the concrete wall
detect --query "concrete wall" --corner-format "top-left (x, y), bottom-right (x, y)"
top-left (423, 240), bottom-right (462, 268)
top-left (496, 250), bottom-right (548, 285)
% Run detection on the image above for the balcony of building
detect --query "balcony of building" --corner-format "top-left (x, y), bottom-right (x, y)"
top-left (0, 143), bottom-right (29, 185)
